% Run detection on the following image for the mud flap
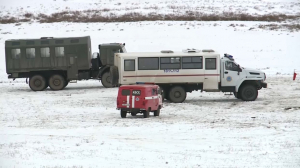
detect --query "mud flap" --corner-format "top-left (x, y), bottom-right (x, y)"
top-left (110, 66), bottom-right (119, 87)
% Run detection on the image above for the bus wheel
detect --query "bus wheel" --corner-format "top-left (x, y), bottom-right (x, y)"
top-left (169, 86), bottom-right (186, 103)
top-left (29, 75), bottom-right (47, 91)
top-left (101, 72), bottom-right (112, 88)
top-left (49, 74), bottom-right (66, 91)
top-left (240, 85), bottom-right (258, 101)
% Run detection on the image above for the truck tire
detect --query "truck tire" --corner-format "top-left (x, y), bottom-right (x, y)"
top-left (154, 107), bottom-right (160, 116)
top-left (63, 80), bottom-right (69, 89)
top-left (29, 75), bottom-right (47, 91)
top-left (233, 91), bottom-right (240, 99)
top-left (121, 110), bottom-right (127, 118)
top-left (49, 74), bottom-right (66, 91)
top-left (110, 66), bottom-right (119, 87)
top-left (143, 108), bottom-right (150, 118)
top-left (240, 85), bottom-right (258, 101)
top-left (169, 86), bottom-right (186, 103)
top-left (101, 72), bottom-right (112, 88)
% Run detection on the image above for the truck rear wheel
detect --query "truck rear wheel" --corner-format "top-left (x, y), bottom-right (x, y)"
top-left (29, 75), bottom-right (47, 91)
top-left (101, 72), bottom-right (112, 88)
top-left (49, 74), bottom-right (66, 91)
top-left (121, 110), bottom-right (127, 118)
top-left (169, 86), bottom-right (186, 103)
top-left (240, 85), bottom-right (258, 101)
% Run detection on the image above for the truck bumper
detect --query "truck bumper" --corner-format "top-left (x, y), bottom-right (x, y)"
top-left (261, 82), bottom-right (267, 88)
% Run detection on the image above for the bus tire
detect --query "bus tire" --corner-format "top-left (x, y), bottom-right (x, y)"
top-left (169, 86), bottom-right (186, 103)
top-left (29, 75), bottom-right (47, 91)
top-left (240, 85), bottom-right (258, 101)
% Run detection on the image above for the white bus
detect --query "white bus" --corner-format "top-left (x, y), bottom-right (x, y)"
top-left (110, 49), bottom-right (267, 103)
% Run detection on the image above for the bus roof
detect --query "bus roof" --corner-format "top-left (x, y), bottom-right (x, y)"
top-left (116, 50), bottom-right (220, 57)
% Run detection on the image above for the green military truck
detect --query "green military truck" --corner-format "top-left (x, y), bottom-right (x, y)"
top-left (5, 36), bottom-right (126, 91)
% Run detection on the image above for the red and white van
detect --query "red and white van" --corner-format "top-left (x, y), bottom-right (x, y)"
top-left (117, 83), bottom-right (163, 118)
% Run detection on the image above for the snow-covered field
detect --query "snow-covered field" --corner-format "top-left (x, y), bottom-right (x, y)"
top-left (0, 0), bottom-right (300, 167)
top-left (0, 77), bottom-right (299, 167)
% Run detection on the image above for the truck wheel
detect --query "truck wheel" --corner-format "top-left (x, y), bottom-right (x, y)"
top-left (143, 108), bottom-right (150, 118)
top-left (29, 75), bottom-right (47, 91)
top-left (101, 72), bottom-right (112, 88)
top-left (240, 85), bottom-right (258, 101)
top-left (233, 91), bottom-right (240, 99)
top-left (154, 107), bottom-right (160, 116)
top-left (169, 86), bottom-right (186, 103)
top-left (121, 110), bottom-right (127, 118)
top-left (49, 74), bottom-right (66, 91)
top-left (63, 80), bottom-right (69, 89)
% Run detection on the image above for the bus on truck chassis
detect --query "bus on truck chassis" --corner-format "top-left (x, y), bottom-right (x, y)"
top-left (5, 36), bottom-right (126, 91)
top-left (110, 49), bottom-right (267, 103)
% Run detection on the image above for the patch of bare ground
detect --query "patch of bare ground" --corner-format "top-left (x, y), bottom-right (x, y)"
top-left (0, 10), bottom-right (299, 32)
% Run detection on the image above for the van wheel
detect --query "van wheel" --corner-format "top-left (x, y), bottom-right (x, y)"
top-left (154, 107), bottom-right (160, 116)
top-left (240, 85), bottom-right (258, 101)
top-left (101, 72), bottom-right (112, 88)
top-left (169, 86), bottom-right (186, 103)
top-left (29, 75), bottom-right (47, 91)
top-left (121, 110), bottom-right (127, 118)
top-left (143, 108), bottom-right (150, 118)
top-left (49, 74), bottom-right (66, 91)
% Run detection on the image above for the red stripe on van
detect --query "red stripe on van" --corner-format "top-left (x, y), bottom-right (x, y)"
top-left (123, 74), bottom-right (220, 78)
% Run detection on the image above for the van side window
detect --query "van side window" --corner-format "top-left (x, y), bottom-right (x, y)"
top-left (205, 58), bottom-right (216, 70)
top-left (26, 48), bottom-right (35, 58)
top-left (160, 57), bottom-right (181, 69)
top-left (11, 49), bottom-right (21, 59)
top-left (225, 61), bottom-right (239, 71)
top-left (55, 47), bottom-right (64, 57)
top-left (124, 59), bottom-right (135, 71)
top-left (122, 89), bottom-right (130, 95)
top-left (41, 48), bottom-right (50, 58)
top-left (138, 57), bottom-right (159, 70)
top-left (182, 56), bottom-right (202, 69)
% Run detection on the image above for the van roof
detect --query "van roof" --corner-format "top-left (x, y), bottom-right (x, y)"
top-left (120, 84), bottom-right (157, 88)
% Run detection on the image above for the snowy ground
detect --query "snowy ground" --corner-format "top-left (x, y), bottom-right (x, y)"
top-left (0, 76), bottom-right (299, 167)
top-left (1, 0), bottom-right (300, 167)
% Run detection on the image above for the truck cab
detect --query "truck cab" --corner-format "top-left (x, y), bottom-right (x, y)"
top-left (117, 83), bottom-right (163, 118)
top-left (219, 54), bottom-right (267, 101)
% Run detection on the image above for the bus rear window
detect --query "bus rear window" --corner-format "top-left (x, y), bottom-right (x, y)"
top-left (122, 89), bottom-right (130, 96)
